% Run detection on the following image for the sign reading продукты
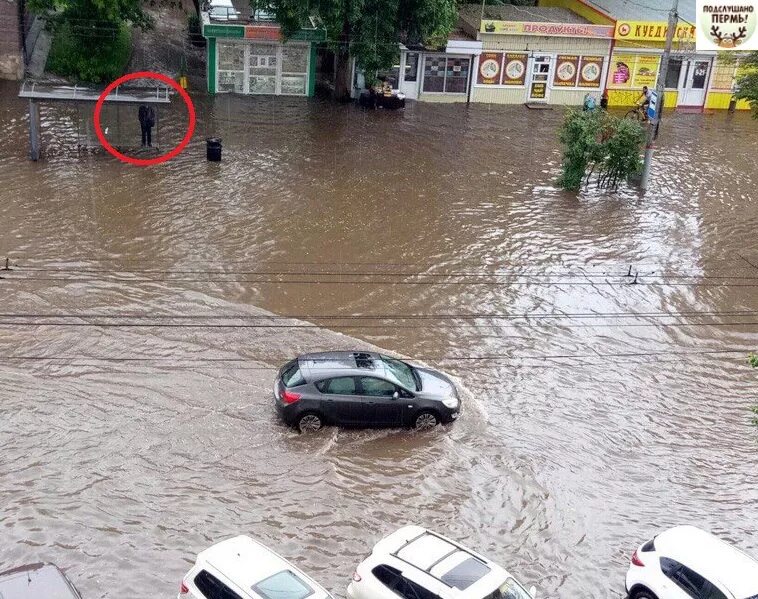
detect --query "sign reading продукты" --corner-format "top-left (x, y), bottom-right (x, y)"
top-left (696, 0), bottom-right (758, 49)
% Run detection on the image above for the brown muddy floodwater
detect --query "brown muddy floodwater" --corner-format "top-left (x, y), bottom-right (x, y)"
top-left (1, 81), bottom-right (757, 599)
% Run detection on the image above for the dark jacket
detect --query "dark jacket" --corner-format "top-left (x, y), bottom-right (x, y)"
top-left (138, 105), bottom-right (155, 127)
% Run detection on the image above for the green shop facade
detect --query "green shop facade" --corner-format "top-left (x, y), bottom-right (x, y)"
top-left (202, 22), bottom-right (326, 96)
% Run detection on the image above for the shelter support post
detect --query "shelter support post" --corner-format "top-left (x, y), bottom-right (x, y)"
top-left (29, 99), bottom-right (41, 161)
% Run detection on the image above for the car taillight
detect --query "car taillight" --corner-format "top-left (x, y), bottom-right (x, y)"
top-left (180, 581), bottom-right (189, 594)
top-left (631, 549), bottom-right (645, 567)
top-left (281, 390), bottom-right (302, 404)
top-left (352, 571), bottom-right (362, 582)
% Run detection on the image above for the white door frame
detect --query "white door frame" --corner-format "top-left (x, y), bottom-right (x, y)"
top-left (399, 51), bottom-right (421, 99)
top-left (677, 55), bottom-right (712, 107)
top-left (527, 53), bottom-right (552, 103)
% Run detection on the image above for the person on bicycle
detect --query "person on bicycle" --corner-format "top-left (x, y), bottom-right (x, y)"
top-left (637, 86), bottom-right (651, 121)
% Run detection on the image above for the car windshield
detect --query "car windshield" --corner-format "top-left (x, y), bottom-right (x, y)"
top-left (381, 356), bottom-right (418, 391)
top-left (252, 570), bottom-right (313, 599)
top-left (483, 578), bottom-right (533, 599)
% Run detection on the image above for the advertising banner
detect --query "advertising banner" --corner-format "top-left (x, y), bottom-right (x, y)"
top-left (553, 55), bottom-right (579, 86)
top-left (502, 53), bottom-right (528, 85)
top-left (632, 54), bottom-right (660, 87)
top-left (530, 81), bottom-right (547, 99)
top-left (477, 52), bottom-right (504, 84)
top-left (481, 21), bottom-right (613, 38)
top-left (578, 56), bottom-right (604, 87)
top-left (609, 54), bottom-right (636, 87)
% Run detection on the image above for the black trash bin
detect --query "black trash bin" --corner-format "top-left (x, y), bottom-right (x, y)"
top-left (206, 138), bottom-right (222, 162)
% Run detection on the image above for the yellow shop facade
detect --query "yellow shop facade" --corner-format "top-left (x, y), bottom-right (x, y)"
top-left (539, 0), bottom-right (751, 111)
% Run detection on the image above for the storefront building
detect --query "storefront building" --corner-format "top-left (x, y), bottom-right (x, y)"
top-left (539, 0), bottom-right (751, 110)
top-left (201, 15), bottom-right (325, 96)
top-left (452, 5), bottom-right (614, 106)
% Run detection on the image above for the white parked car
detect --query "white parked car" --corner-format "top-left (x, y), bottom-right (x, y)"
top-left (625, 525), bottom-right (758, 599)
top-left (179, 535), bottom-right (334, 599)
top-left (347, 525), bottom-right (536, 599)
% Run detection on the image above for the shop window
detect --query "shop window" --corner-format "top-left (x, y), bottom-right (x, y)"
top-left (281, 45), bottom-right (308, 96)
top-left (665, 58), bottom-right (682, 88)
top-left (423, 56), bottom-right (446, 92)
top-left (422, 55), bottom-right (469, 94)
top-left (218, 42), bottom-right (245, 93)
top-left (445, 58), bottom-right (469, 93)
top-left (709, 61), bottom-right (736, 90)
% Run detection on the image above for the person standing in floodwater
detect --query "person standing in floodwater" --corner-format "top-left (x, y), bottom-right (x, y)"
top-left (138, 104), bottom-right (155, 147)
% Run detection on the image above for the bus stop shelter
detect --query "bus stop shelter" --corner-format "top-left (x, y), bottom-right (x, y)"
top-left (18, 81), bottom-right (171, 160)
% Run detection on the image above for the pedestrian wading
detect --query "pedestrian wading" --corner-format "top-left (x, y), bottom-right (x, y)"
top-left (138, 104), bottom-right (155, 148)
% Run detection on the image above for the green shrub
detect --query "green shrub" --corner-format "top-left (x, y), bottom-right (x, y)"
top-left (46, 20), bottom-right (132, 83)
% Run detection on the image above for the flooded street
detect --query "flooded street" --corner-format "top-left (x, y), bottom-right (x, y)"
top-left (1, 81), bottom-right (757, 598)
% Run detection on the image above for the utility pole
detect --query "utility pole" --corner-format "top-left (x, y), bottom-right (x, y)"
top-left (640, 0), bottom-right (678, 191)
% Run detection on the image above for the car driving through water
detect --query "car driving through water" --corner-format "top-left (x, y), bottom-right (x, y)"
top-left (274, 351), bottom-right (461, 432)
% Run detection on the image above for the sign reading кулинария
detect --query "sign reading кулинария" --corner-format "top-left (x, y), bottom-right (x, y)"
top-left (696, 0), bottom-right (758, 49)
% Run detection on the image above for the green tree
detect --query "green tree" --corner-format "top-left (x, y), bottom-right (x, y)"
top-left (258, 0), bottom-right (457, 99)
top-left (29, 0), bottom-right (151, 82)
top-left (735, 51), bottom-right (758, 118)
top-left (557, 109), bottom-right (645, 192)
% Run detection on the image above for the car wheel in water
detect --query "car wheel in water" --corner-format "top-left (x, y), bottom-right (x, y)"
top-left (298, 413), bottom-right (322, 433)
top-left (414, 411), bottom-right (438, 430)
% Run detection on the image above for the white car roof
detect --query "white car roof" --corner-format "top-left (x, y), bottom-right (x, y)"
top-left (656, 526), bottom-right (758, 599)
top-left (372, 526), bottom-right (513, 598)
top-left (197, 536), bottom-right (331, 599)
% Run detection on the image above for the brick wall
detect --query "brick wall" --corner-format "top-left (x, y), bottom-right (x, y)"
top-left (0, 0), bottom-right (23, 79)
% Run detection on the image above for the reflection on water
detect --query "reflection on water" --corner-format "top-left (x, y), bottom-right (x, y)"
top-left (0, 82), bottom-right (757, 598)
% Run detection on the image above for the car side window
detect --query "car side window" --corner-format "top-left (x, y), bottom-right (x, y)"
top-left (372, 565), bottom-right (401, 588)
top-left (194, 570), bottom-right (244, 599)
top-left (358, 377), bottom-right (397, 397)
top-left (661, 558), bottom-right (707, 599)
top-left (316, 377), bottom-right (356, 395)
top-left (371, 566), bottom-right (438, 599)
top-left (700, 581), bottom-right (728, 599)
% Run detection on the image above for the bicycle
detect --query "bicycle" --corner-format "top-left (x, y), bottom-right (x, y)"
top-left (625, 104), bottom-right (648, 122)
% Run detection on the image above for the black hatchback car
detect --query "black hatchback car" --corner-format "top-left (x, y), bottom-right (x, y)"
top-left (274, 351), bottom-right (461, 432)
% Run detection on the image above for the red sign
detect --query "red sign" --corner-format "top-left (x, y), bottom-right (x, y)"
top-left (245, 25), bottom-right (281, 40)
top-left (477, 52), bottom-right (504, 85)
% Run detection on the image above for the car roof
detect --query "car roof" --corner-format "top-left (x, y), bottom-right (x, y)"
top-left (0, 563), bottom-right (81, 599)
top-left (372, 526), bottom-right (511, 597)
top-left (198, 536), bottom-right (330, 599)
top-left (298, 351), bottom-right (393, 382)
top-left (655, 526), bottom-right (758, 598)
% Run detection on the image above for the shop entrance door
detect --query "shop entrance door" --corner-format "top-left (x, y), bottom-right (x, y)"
top-left (527, 54), bottom-right (552, 102)
top-left (677, 58), bottom-right (711, 107)
top-left (399, 52), bottom-right (420, 100)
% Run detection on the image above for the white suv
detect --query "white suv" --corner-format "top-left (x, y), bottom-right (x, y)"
top-left (347, 525), bottom-right (536, 599)
top-left (625, 525), bottom-right (758, 599)
top-left (179, 535), bottom-right (334, 599)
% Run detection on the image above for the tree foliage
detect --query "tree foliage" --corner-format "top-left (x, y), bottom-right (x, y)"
top-left (29, 0), bottom-right (151, 82)
top-left (256, 0), bottom-right (457, 94)
top-left (735, 51), bottom-right (758, 118)
top-left (557, 110), bottom-right (645, 192)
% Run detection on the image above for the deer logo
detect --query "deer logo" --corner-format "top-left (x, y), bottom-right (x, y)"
top-left (709, 24), bottom-right (748, 47)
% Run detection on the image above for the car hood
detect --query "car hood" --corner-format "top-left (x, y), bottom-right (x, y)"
top-left (416, 367), bottom-right (457, 398)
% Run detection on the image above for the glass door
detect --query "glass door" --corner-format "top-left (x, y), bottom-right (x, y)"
top-left (677, 58), bottom-right (711, 107)
top-left (400, 52), bottom-right (420, 99)
top-left (528, 54), bottom-right (551, 102)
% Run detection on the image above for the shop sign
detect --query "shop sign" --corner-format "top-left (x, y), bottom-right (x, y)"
top-left (553, 55), bottom-right (579, 86)
top-left (245, 25), bottom-right (281, 40)
top-left (530, 81), bottom-right (547, 98)
top-left (633, 54), bottom-right (660, 87)
top-left (203, 24), bottom-right (245, 38)
top-left (480, 20), bottom-right (613, 38)
top-left (477, 52), bottom-right (503, 84)
top-left (502, 53), bottom-right (528, 85)
top-left (578, 56), bottom-right (604, 87)
top-left (614, 20), bottom-right (696, 41)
